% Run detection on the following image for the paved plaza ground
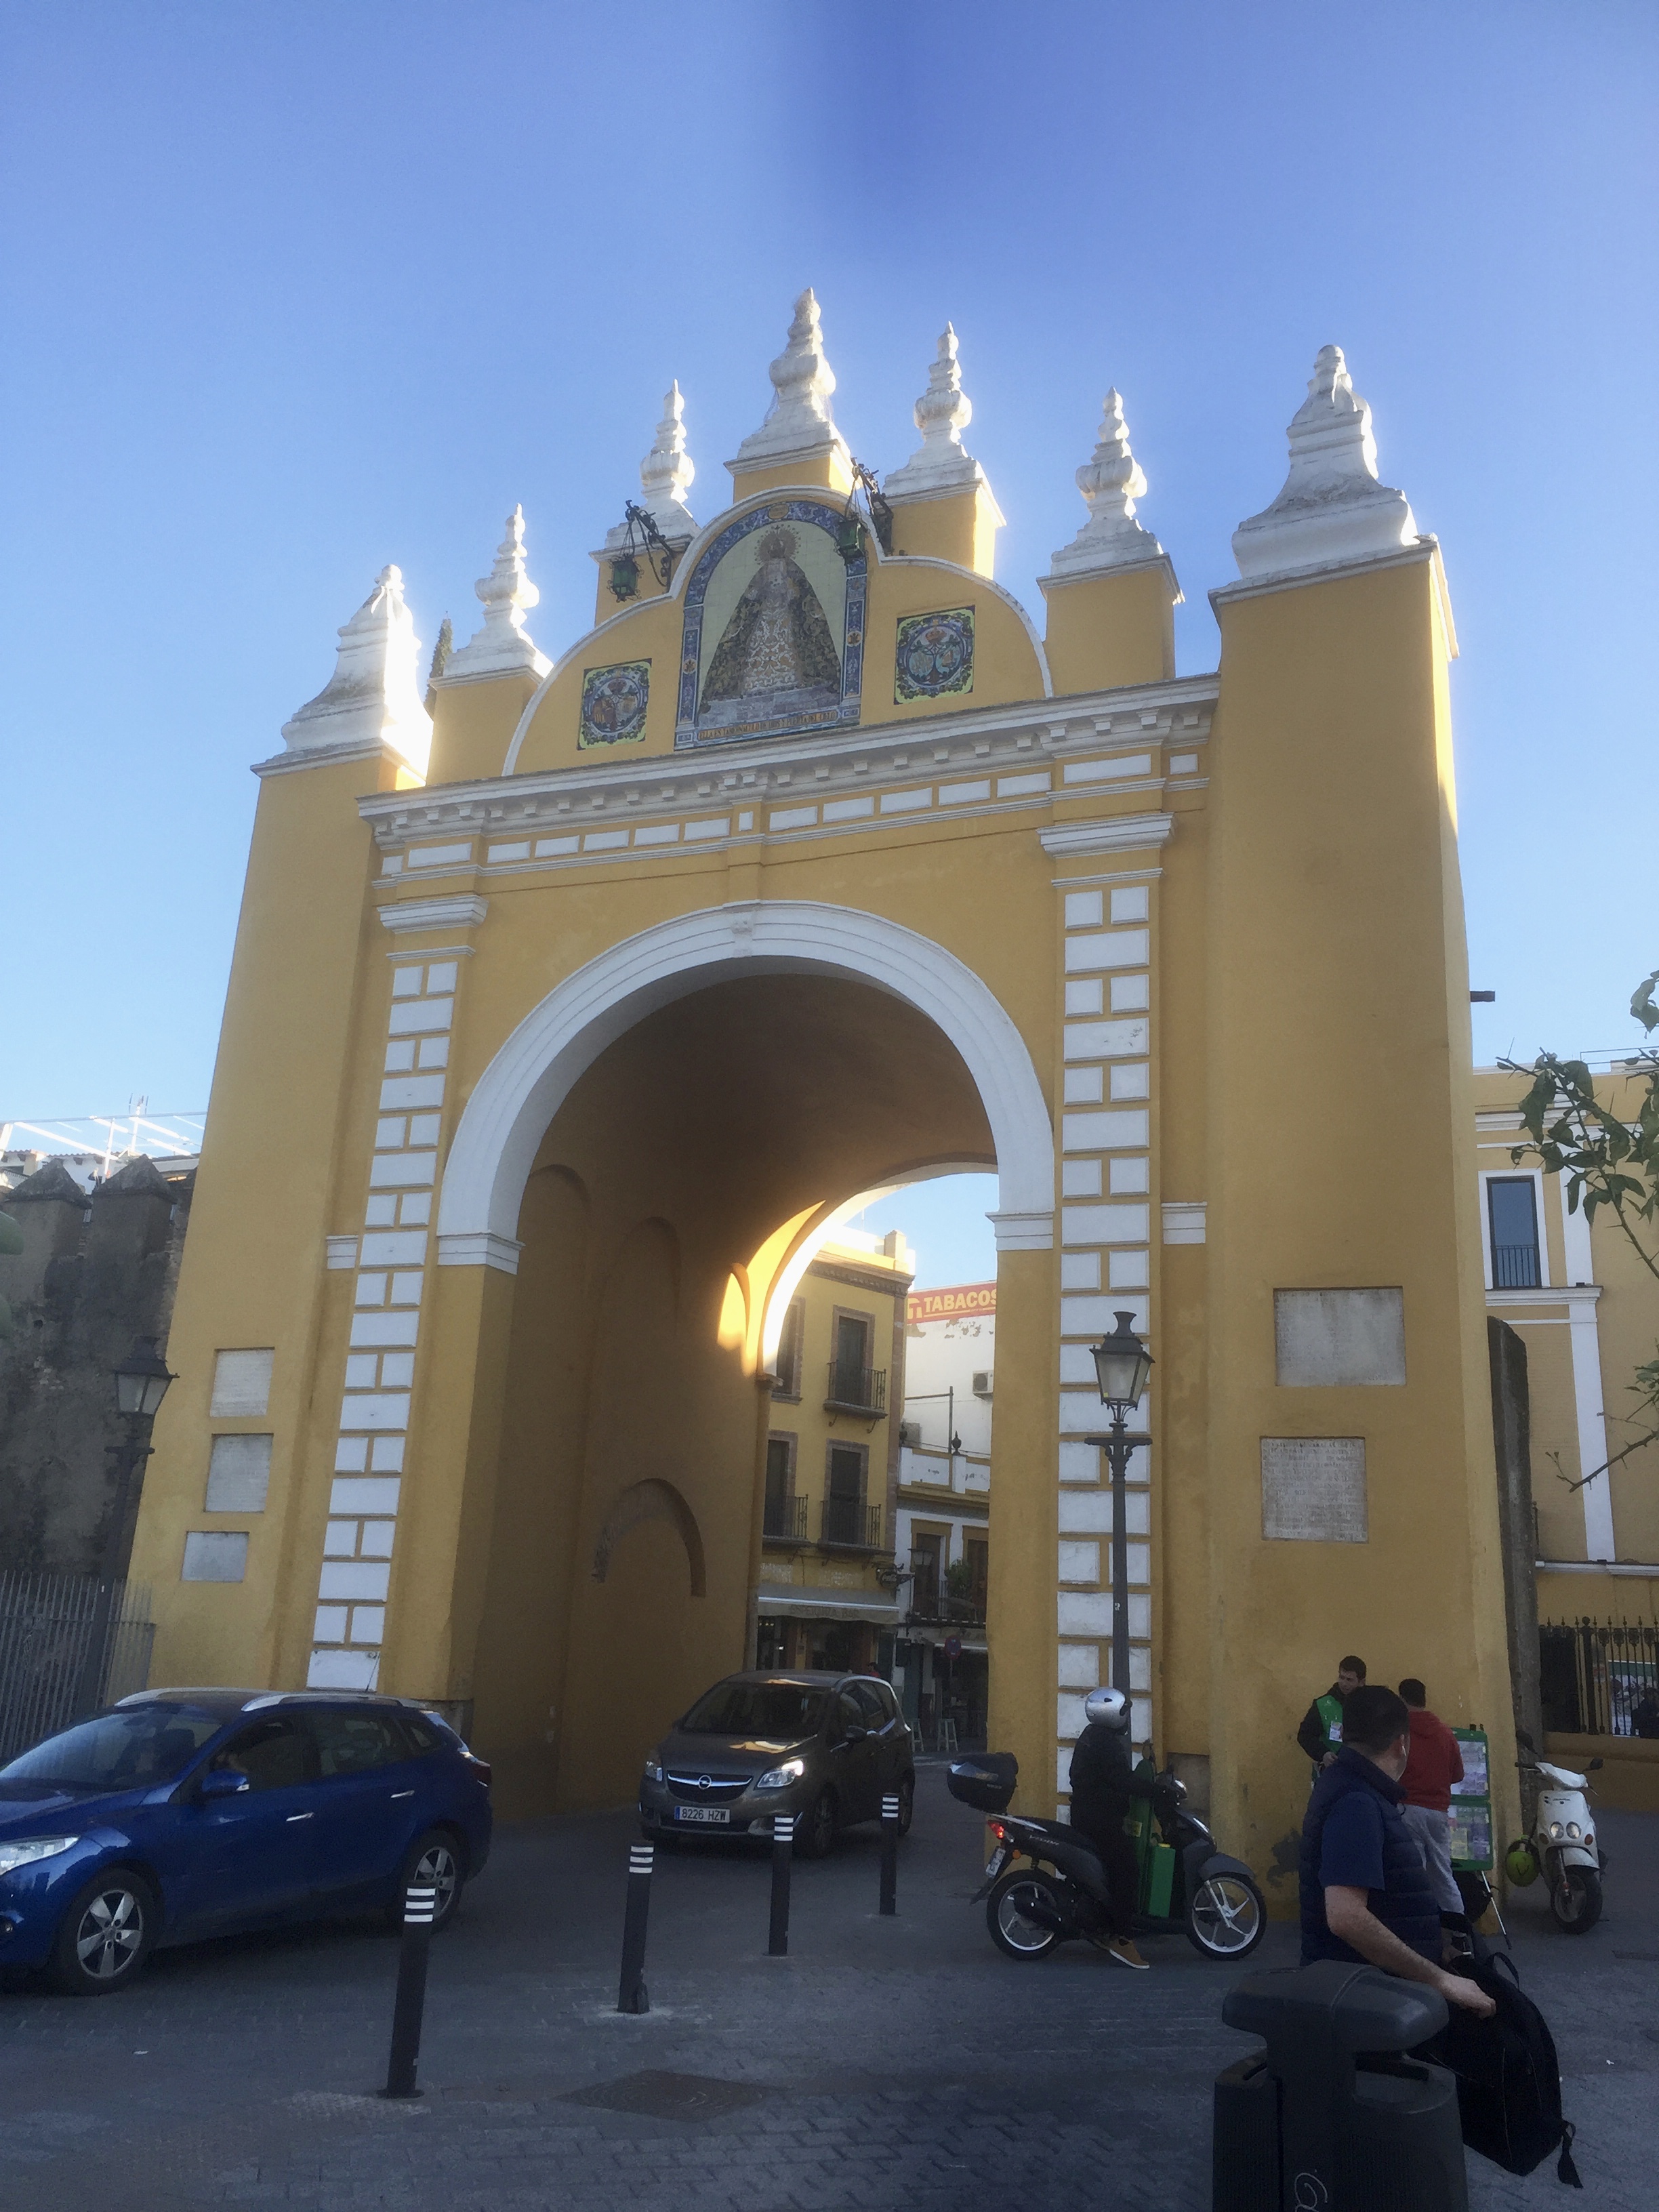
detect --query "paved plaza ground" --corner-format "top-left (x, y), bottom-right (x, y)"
top-left (1, 1763), bottom-right (1654, 2209)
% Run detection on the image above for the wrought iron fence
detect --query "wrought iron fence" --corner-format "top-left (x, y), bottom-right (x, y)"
top-left (1492, 1241), bottom-right (1542, 1289)
top-left (1538, 1616), bottom-right (1659, 1738)
top-left (820, 1496), bottom-right (884, 1550)
top-left (0, 1570), bottom-right (155, 1766)
top-left (825, 1361), bottom-right (886, 1414)
top-left (762, 1491), bottom-right (808, 1540)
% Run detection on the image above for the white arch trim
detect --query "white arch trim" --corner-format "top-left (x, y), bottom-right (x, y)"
top-left (434, 901), bottom-right (1054, 1264)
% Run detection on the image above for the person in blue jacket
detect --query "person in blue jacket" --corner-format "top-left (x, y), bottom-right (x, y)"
top-left (1299, 1683), bottom-right (1494, 2019)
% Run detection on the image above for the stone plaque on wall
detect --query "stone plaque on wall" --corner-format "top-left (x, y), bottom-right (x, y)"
top-left (1261, 1437), bottom-right (1368, 1542)
top-left (1275, 1289), bottom-right (1406, 1387)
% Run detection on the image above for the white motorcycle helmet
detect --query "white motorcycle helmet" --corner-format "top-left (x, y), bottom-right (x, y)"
top-left (1084, 1687), bottom-right (1130, 1731)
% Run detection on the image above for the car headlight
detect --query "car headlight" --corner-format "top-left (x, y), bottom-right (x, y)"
top-left (642, 1758), bottom-right (663, 1784)
top-left (1548, 1820), bottom-right (1565, 1839)
top-left (755, 1758), bottom-right (806, 1790)
top-left (0, 1836), bottom-right (80, 1879)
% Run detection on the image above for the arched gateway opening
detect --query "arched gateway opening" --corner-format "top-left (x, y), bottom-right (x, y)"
top-left (442, 903), bottom-right (1051, 1810)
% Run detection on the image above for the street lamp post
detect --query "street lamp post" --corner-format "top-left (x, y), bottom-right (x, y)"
top-left (73, 1336), bottom-right (175, 1719)
top-left (1081, 1311), bottom-right (1154, 1699)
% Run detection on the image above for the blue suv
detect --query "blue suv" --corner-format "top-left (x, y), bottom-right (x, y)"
top-left (0, 1688), bottom-right (492, 1994)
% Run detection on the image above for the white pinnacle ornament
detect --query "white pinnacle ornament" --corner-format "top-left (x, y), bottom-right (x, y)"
top-left (281, 564), bottom-right (432, 773)
top-left (1232, 345), bottom-right (1419, 581)
top-left (605, 383), bottom-right (698, 550)
top-left (444, 506), bottom-right (552, 682)
top-left (729, 288), bottom-right (848, 473)
top-left (1046, 388), bottom-right (1165, 579)
top-left (884, 325), bottom-right (987, 499)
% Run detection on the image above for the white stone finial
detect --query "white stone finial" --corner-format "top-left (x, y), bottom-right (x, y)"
top-left (443, 506), bottom-right (552, 682)
top-left (605, 383), bottom-right (699, 552)
top-left (729, 288), bottom-right (848, 472)
top-left (1231, 345), bottom-right (1420, 581)
top-left (1045, 388), bottom-right (1166, 579)
top-left (883, 323), bottom-right (988, 500)
top-left (281, 564), bottom-right (432, 773)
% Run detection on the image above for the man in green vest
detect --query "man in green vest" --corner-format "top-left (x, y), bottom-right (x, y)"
top-left (1297, 1656), bottom-right (1366, 1780)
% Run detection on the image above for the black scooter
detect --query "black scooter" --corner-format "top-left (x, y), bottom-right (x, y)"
top-left (948, 1752), bottom-right (1267, 1963)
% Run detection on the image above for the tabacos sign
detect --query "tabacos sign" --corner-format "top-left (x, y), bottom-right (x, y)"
top-left (906, 1282), bottom-right (996, 1324)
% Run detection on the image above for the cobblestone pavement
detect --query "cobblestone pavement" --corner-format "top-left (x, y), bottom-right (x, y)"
top-left (1, 1765), bottom-right (1653, 2209)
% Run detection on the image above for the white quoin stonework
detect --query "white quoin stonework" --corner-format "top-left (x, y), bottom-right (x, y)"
top-left (281, 566), bottom-right (433, 775)
top-left (1046, 389), bottom-right (1167, 579)
top-left (884, 325), bottom-right (994, 503)
top-left (728, 288), bottom-right (849, 476)
top-left (1231, 345), bottom-right (1420, 582)
top-left (443, 508), bottom-right (552, 684)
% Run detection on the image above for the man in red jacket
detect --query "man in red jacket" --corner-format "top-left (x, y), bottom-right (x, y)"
top-left (1398, 1677), bottom-right (1465, 1914)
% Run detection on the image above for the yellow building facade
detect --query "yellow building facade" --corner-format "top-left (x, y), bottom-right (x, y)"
top-left (130, 298), bottom-right (1519, 1879)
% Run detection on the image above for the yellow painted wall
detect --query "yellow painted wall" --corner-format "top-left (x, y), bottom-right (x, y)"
top-left (1041, 563), bottom-right (1176, 693)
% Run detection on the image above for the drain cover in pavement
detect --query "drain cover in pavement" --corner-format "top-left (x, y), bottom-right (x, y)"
top-left (565, 2070), bottom-right (766, 2122)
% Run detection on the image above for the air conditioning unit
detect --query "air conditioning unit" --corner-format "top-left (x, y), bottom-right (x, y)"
top-left (971, 1370), bottom-right (994, 1399)
top-left (898, 1420), bottom-right (922, 1447)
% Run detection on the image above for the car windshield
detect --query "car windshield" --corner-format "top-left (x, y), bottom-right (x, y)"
top-left (678, 1683), bottom-right (827, 1739)
top-left (0, 1707), bottom-right (224, 1791)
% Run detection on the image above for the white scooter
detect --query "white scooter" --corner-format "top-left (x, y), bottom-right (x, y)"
top-left (1507, 1729), bottom-right (1605, 1933)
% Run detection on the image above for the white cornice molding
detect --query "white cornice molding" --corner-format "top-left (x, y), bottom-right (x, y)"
top-left (1038, 550), bottom-right (1183, 602)
top-left (1536, 1558), bottom-right (1659, 1577)
top-left (1487, 1285), bottom-right (1603, 1309)
top-left (386, 678), bottom-right (1217, 851)
top-left (436, 1230), bottom-right (524, 1273)
top-left (1039, 815), bottom-right (1174, 859)
top-left (252, 736), bottom-right (405, 781)
top-left (378, 895), bottom-right (489, 935)
top-left (987, 1208), bottom-right (1054, 1252)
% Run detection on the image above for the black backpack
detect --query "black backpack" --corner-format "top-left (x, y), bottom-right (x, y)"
top-left (1441, 1952), bottom-right (1582, 2186)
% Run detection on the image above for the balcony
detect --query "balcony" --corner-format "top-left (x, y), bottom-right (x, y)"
top-left (825, 1361), bottom-right (886, 1416)
top-left (819, 1496), bottom-right (884, 1551)
top-left (1492, 1242), bottom-right (1541, 1290)
top-left (762, 1492), bottom-right (808, 1542)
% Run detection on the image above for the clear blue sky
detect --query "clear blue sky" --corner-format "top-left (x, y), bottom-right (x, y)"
top-left (3, 3), bottom-right (1654, 1149)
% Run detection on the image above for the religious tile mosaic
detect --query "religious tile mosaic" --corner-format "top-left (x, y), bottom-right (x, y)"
top-left (895, 607), bottom-right (975, 703)
top-left (579, 659), bottom-right (651, 748)
top-left (675, 499), bottom-right (864, 747)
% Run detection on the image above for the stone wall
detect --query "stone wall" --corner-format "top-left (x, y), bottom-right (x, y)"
top-left (0, 1155), bottom-right (192, 1577)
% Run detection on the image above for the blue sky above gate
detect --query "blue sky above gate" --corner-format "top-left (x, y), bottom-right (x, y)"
top-left (2, 3), bottom-right (1654, 1143)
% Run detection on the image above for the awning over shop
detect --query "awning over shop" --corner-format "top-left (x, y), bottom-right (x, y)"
top-left (754, 1584), bottom-right (907, 1626)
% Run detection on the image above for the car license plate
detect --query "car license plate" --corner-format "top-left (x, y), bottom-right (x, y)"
top-left (985, 1844), bottom-right (1010, 1879)
top-left (676, 1805), bottom-right (731, 1824)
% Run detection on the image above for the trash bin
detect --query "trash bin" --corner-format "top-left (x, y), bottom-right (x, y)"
top-left (1214, 1960), bottom-right (1466, 2211)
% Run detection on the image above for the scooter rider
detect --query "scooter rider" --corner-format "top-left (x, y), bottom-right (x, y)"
top-left (1068, 1687), bottom-right (1162, 1971)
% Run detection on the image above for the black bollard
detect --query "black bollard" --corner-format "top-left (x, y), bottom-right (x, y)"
top-left (381, 1883), bottom-right (436, 2100)
top-left (879, 1793), bottom-right (900, 1916)
top-left (768, 1812), bottom-right (794, 1956)
top-left (617, 1841), bottom-right (653, 2013)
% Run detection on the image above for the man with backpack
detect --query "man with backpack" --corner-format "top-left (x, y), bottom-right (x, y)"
top-left (1299, 1683), bottom-right (1494, 2018)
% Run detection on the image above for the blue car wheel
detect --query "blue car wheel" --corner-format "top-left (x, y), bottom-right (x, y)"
top-left (49, 1869), bottom-right (157, 1996)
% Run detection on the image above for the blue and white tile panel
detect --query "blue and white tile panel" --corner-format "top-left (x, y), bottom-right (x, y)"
top-left (1052, 884), bottom-right (1155, 1809)
top-left (306, 957), bottom-right (458, 1689)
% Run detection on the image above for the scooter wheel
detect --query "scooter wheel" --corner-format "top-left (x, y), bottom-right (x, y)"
top-left (1548, 1864), bottom-right (1602, 1934)
top-left (1186, 1870), bottom-right (1267, 1960)
top-left (987, 1868), bottom-right (1066, 1960)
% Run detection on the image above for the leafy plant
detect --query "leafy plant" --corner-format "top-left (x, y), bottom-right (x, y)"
top-left (1501, 971), bottom-right (1659, 1495)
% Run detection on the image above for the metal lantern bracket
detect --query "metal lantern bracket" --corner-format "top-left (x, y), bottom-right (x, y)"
top-left (608, 501), bottom-right (678, 602)
top-left (838, 459), bottom-right (894, 564)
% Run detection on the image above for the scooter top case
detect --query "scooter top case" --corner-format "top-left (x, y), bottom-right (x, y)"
top-left (947, 1753), bottom-right (1018, 1814)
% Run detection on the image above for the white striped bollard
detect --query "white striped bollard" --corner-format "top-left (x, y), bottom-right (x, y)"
top-left (767, 1813), bottom-right (795, 1956)
top-left (381, 1883), bottom-right (436, 2099)
top-left (617, 1841), bottom-right (653, 2013)
top-left (880, 1793), bottom-right (900, 1916)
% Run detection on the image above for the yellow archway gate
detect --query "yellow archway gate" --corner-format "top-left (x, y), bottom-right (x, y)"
top-left (131, 316), bottom-right (1519, 1883)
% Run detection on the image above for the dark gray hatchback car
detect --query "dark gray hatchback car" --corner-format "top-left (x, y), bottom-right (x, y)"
top-left (639, 1671), bottom-right (914, 1857)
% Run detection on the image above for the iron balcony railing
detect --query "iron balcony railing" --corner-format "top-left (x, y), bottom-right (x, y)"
top-left (1492, 1241), bottom-right (1542, 1290)
top-left (762, 1492), bottom-right (808, 1541)
top-left (820, 1496), bottom-right (884, 1551)
top-left (825, 1361), bottom-right (887, 1415)
top-left (1540, 1617), bottom-right (1659, 1737)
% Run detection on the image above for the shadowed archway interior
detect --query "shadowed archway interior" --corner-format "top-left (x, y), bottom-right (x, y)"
top-left (467, 972), bottom-right (997, 1813)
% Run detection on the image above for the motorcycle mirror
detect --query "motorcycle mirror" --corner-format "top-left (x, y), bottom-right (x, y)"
top-left (1515, 1728), bottom-right (1536, 1752)
top-left (1587, 1757), bottom-right (1603, 1771)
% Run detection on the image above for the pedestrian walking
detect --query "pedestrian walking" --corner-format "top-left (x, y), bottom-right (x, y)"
top-left (1396, 1677), bottom-right (1465, 1919)
top-left (1296, 1654), bottom-right (1365, 1779)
